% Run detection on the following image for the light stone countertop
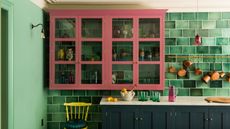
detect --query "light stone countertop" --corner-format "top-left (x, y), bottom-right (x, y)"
top-left (100, 96), bottom-right (230, 106)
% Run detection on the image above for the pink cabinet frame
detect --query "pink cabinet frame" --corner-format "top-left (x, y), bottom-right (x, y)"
top-left (49, 9), bottom-right (167, 90)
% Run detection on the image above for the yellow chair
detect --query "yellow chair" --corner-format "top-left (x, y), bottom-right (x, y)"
top-left (64, 102), bottom-right (92, 129)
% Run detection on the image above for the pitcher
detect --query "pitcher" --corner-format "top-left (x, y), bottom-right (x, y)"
top-left (168, 85), bottom-right (176, 102)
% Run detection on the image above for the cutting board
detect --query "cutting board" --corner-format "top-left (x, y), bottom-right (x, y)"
top-left (205, 97), bottom-right (230, 103)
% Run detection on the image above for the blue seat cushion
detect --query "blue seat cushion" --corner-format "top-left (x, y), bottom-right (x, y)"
top-left (64, 119), bottom-right (87, 129)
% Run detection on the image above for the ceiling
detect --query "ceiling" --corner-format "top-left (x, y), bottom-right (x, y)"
top-left (31, 0), bottom-right (230, 12)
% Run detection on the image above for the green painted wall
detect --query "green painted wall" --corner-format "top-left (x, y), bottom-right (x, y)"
top-left (12, 0), bottom-right (47, 129)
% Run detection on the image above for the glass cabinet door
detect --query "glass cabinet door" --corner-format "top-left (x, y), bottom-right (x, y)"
top-left (82, 18), bottom-right (102, 38)
top-left (112, 42), bottom-right (133, 61)
top-left (112, 18), bottom-right (133, 38)
top-left (112, 65), bottom-right (133, 84)
top-left (55, 41), bottom-right (75, 61)
top-left (139, 18), bottom-right (160, 38)
top-left (81, 64), bottom-right (102, 84)
top-left (55, 64), bottom-right (75, 84)
top-left (139, 64), bottom-right (160, 84)
top-left (139, 41), bottom-right (160, 61)
top-left (55, 18), bottom-right (75, 38)
top-left (81, 41), bottom-right (102, 61)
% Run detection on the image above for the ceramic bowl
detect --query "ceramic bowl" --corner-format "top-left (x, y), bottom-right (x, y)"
top-left (120, 91), bottom-right (135, 101)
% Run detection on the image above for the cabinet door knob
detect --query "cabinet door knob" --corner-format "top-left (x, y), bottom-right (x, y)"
top-left (205, 118), bottom-right (209, 121)
top-left (140, 118), bottom-right (143, 120)
top-left (135, 117), bottom-right (139, 120)
top-left (210, 118), bottom-right (213, 121)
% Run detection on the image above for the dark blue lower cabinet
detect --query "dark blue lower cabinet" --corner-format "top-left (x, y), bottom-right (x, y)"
top-left (102, 106), bottom-right (230, 129)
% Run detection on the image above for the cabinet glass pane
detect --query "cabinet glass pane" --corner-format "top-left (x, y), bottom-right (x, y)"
top-left (139, 41), bottom-right (160, 61)
top-left (139, 64), bottom-right (160, 84)
top-left (55, 18), bottom-right (75, 38)
top-left (112, 42), bottom-right (133, 61)
top-left (112, 65), bottom-right (133, 84)
top-left (139, 18), bottom-right (160, 38)
top-left (81, 64), bottom-right (102, 84)
top-left (82, 41), bottom-right (102, 61)
top-left (55, 64), bottom-right (75, 84)
top-left (55, 41), bottom-right (75, 61)
top-left (112, 18), bottom-right (133, 38)
top-left (82, 18), bottom-right (102, 38)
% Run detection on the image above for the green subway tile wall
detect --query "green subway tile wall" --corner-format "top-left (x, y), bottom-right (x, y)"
top-left (47, 12), bottom-right (230, 129)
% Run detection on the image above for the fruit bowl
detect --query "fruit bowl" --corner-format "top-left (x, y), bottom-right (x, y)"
top-left (120, 90), bottom-right (135, 101)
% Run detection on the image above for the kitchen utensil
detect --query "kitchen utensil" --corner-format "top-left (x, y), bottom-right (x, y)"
top-left (177, 68), bottom-right (186, 77)
top-left (168, 65), bottom-right (176, 73)
top-left (168, 85), bottom-right (176, 102)
top-left (183, 60), bottom-right (193, 67)
top-left (195, 62), bottom-right (202, 75)
top-left (210, 71), bottom-right (220, 81)
top-left (202, 74), bottom-right (211, 83)
top-left (220, 71), bottom-right (225, 78)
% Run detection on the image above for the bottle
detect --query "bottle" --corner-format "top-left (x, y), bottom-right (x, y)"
top-left (147, 50), bottom-right (152, 61)
top-left (168, 85), bottom-right (176, 102)
top-left (95, 71), bottom-right (98, 84)
top-left (112, 49), bottom-right (117, 61)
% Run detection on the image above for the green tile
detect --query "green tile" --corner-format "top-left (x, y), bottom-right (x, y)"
top-left (165, 46), bottom-right (170, 54)
top-left (222, 29), bottom-right (230, 37)
top-left (188, 55), bottom-right (203, 63)
top-left (165, 73), bottom-right (177, 79)
top-left (74, 90), bottom-right (86, 96)
top-left (165, 55), bottom-right (176, 62)
top-left (165, 21), bottom-right (175, 29)
top-left (223, 81), bottom-right (230, 87)
top-left (99, 90), bottom-right (111, 96)
top-left (52, 113), bottom-right (66, 122)
top-left (176, 20), bottom-right (189, 28)
top-left (208, 12), bottom-right (221, 20)
top-left (182, 29), bottom-right (195, 37)
top-left (202, 37), bottom-right (215, 46)
top-left (196, 46), bottom-right (209, 54)
top-left (223, 63), bottom-right (230, 71)
top-left (60, 90), bottom-right (73, 96)
top-left (190, 72), bottom-right (203, 80)
top-left (197, 29), bottom-right (209, 37)
top-left (202, 21), bottom-right (216, 29)
top-left (217, 89), bottom-right (229, 96)
top-left (177, 37), bottom-right (190, 45)
top-left (189, 38), bottom-right (195, 45)
top-left (176, 55), bottom-right (189, 62)
top-left (222, 45), bottom-right (230, 54)
top-left (163, 89), bottom-right (169, 96)
top-left (216, 20), bottom-right (229, 28)
top-left (208, 29), bottom-right (222, 37)
top-left (111, 90), bottom-right (120, 96)
top-left (170, 80), bottom-right (183, 88)
top-left (169, 29), bottom-right (182, 37)
top-left (47, 105), bottom-right (59, 113)
top-left (170, 46), bottom-right (182, 54)
top-left (203, 55), bottom-right (215, 62)
top-left (183, 13), bottom-right (196, 20)
top-left (48, 97), bottom-right (53, 104)
top-left (165, 30), bottom-right (170, 38)
top-left (47, 114), bottom-right (52, 121)
top-left (79, 96), bottom-right (92, 103)
top-left (66, 97), bottom-right (78, 102)
top-left (210, 80), bottom-right (222, 88)
top-left (59, 105), bottom-right (66, 112)
top-left (53, 96), bottom-right (65, 104)
top-left (165, 80), bottom-right (170, 87)
top-left (165, 13), bottom-right (170, 20)
top-left (222, 12), bottom-right (230, 19)
top-left (47, 122), bottom-right (60, 129)
top-left (184, 80), bottom-right (196, 88)
top-left (197, 12), bottom-right (208, 20)
top-left (48, 90), bottom-right (60, 96)
top-left (182, 46), bottom-right (195, 54)
top-left (199, 63), bottom-right (210, 71)
top-left (169, 13), bottom-right (182, 20)
top-left (216, 38), bottom-right (229, 45)
top-left (87, 91), bottom-right (99, 96)
top-left (189, 21), bottom-right (202, 29)
top-left (92, 97), bottom-right (102, 104)
top-left (203, 89), bottom-right (217, 96)
top-left (177, 88), bottom-right (190, 96)
top-left (190, 89), bottom-right (203, 96)
top-left (165, 38), bottom-right (176, 46)
top-left (196, 80), bottom-right (208, 88)
top-left (210, 46), bottom-right (222, 54)
top-left (214, 63), bottom-right (222, 71)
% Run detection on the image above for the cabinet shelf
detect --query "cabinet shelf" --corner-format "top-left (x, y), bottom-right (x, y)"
top-left (49, 9), bottom-right (166, 90)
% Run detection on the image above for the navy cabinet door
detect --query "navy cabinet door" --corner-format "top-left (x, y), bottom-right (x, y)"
top-left (209, 107), bottom-right (230, 129)
top-left (102, 106), bottom-right (138, 129)
top-left (139, 106), bottom-right (169, 129)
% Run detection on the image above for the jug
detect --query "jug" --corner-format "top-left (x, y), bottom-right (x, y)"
top-left (168, 85), bottom-right (176, 102)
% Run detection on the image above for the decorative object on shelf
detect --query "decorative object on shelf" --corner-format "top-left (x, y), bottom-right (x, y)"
top-left (147, 50), bottom-right (152, 61)
top-left (68, 71), bottom-right (74, 84)
top-left (112, 72), bottom-right (117, 84)
top-left (57, 48), bottom-right (65, 60)
top-left (168, 85), bottom-right (176, 102)
top-left (31, 23), bottom-right (45, 39)
top-left (60, 71), bottom-right (66, 83)
top-left (113, 26), bottom-right (121, 38)
top-left (138, 91), bottom-right (148, 101)
top-left (139, 48), bottom-right (145, 61)
top-left (112, 49), bottom-right (117, 61)
top-left (66, 48), bottom-right (74, 61)
top-left (150, 91), bottom-right (160, 102)
top-left (194, 0), bottom-right (202, 45)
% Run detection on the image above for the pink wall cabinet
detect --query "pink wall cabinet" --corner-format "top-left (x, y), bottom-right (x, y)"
top-left (49, 10), bottom-right (166, 90)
